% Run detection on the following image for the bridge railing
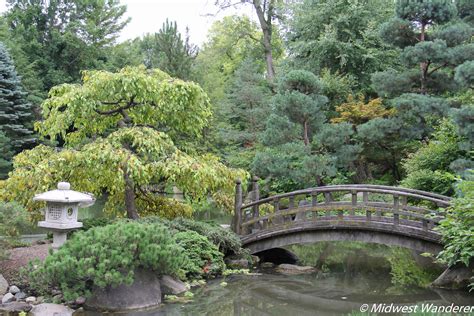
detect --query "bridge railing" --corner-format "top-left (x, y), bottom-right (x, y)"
top-left (232, 178), bottom-right (452, 236)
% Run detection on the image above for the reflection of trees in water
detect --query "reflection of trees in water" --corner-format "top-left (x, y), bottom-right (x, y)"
top-left (287, 241), bottom-right (443, 290)
top-left (82, 273), bottom-right (472, 316)
top-left (170, 274), bottom-right (445, 316)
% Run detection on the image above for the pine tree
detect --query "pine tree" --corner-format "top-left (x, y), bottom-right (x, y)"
top-left (140, 20), bottom-right (197, 80)
top-left (0, 42), bottom-right (36, 178)
top-left (0, 131), bottom-right (14, 178)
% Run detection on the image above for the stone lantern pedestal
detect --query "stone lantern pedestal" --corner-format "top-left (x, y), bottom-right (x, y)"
top-left (33, 182), bottom-right (95, 251)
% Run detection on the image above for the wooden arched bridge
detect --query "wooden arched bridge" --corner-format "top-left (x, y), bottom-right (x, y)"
top-left (232, 179), bottom-right (452, 254)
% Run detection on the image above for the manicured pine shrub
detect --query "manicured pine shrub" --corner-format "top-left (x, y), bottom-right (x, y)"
top-left (27, 221), bottom-right (187, 300)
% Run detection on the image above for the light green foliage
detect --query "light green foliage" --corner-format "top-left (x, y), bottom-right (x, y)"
top-left (401, 120), bottom-right (469, 195)
top-left (37, 66), bottom-right (210, 143)
top-left (0, 42), bottom-right (36, 178)
top-left (174, 230), bottom-right (225, 279)
top-left (27, 221), bottom-right (187, 300)
top-left (0, 201), bottom-right (29, 259)
top-left (319, 69), bottom-right (356, 111)
top-left (388, 248), bottom-right (438, 289)
top-left (287, 0), bottom-right (397, 87)
top-left (437, 178), bottom-right (474, 270)
top-left (194, 15), bottom-right (279, 103)
top-left (1, 66), bottom-right (247, 219)
top-left (139, 19), bottom-right (197, 80)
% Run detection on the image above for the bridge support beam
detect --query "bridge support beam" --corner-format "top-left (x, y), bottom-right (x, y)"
top-left (243, 229), bottom-right (444, 255)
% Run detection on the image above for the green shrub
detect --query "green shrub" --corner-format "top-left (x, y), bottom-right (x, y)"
top-left (174, 230), bottom-right (225, 279)
top-left (388, 248), bottom-right (438, 289)
top-left (401, 170), bottom-right (456, 196)
top-left (437, 179), bottom-right (474, 269)
top-left (79, 217), bottom-right (115, 231)
top-left (141, 217), bottom-right (242, 255)
top-left (0, 201), bottom-right (29, 259)
top-left (27, 221), bottom-right (186, 300)
top-left (401, 119), bottom-right (467, 196)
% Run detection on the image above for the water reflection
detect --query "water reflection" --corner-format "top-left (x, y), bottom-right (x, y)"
top-left (77, 242), bottom-right (474, 316)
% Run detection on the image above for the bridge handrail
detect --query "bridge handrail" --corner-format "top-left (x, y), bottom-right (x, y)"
top-left (232, 180), bottom-right (452, 235)
top-left (240, 185), bottom-right (451, 210)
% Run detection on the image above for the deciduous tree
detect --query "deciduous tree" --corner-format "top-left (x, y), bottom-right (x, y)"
top-left (1, 67), bottom-right (246, 219)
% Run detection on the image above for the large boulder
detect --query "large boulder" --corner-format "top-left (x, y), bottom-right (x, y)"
top-left (160, 275), bottom-right (187, 295)
top-left (8, 285), bottom-right (20, 294)
top-left (275, 264), bottom-right (317, 275)
top-left (30, 303), bottom-right (74, 316)
top-left (84, 269), bottom-right (162, 312)
top-left (432, 262), bottom-right (474, 290)
top-left (0, 274), bottom-right (8, 295)
top-left (1, 293), bottom-right (14, 304)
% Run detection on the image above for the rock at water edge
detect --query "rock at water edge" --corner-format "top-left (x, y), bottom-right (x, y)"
top-left (1, 293), bottom-right (15, 304)
top-left (8, 285), bottom-right (20, 294)
top-left (30, 303), bottom-right (74, 316)
top-left (432, 262), bottom-right (474, 290)
top-left (160, 275), bottom-right (187, 295)
top-left (275, 264), bottom-right (317, 275)
top-left (0, 275), bottom-right (8, 295)
top-left (84, 268), bottom-right (162, 311)
top-left (0, 302), bottom-right (32, 313)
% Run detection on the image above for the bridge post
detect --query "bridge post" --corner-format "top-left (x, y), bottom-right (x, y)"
top-left (252, 176), bottom-right (261, 230)
top-left (252, 176), bottom-right (260, 218)
top-left (233, 179), bottom-right (243, 234)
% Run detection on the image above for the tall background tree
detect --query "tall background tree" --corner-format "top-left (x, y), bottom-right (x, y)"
top-left (4, 0), bottom-right (130, 106)
top-left (286, 0), bottom-right (398, 90)
top-left (0, 43), bottom-right (36, 179)
top-left (139, 19), bottom-right (197, 80)
top-left (214, 0), bottom-right (284, 81)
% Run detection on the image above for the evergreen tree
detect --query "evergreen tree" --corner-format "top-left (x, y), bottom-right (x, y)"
top-left (363, 0), bottom-right (473, 180)
top-left (5, 0), bottom-right (130, 95)
top-left (217, 59), bottom-right (272, 169)
top-left (140, 20), bottom-right (197, 80)
top-left (253, 70), bottom-right (336, 190)
top-left (0, 42), bottom-right (35, 178)
top-left (0, 131), bottom-right (14, 178)
top-left (374, 0), bottom-right (472, 96)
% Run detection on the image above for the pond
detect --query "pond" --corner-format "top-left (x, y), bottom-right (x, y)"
top-left (77, 242), bottom-right (474, 316)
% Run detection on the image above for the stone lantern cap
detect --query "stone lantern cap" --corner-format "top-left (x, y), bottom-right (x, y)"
top-left (33, 182), bottom-right (95, 207)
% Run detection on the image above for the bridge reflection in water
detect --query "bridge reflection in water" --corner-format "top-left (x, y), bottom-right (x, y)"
top-left (232, 179), bottom-right (452, 254)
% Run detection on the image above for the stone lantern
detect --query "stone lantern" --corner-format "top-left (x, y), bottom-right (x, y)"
top-left (33, 182), bottom-right (95, 251)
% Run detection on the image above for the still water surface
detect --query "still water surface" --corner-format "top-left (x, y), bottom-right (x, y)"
top-left (78, 243), bottom-right (474, 316)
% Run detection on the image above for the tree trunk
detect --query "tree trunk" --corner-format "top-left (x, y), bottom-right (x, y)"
top-left (123, 168), bottom-right (139, 219)
top-left (253, 0), bottom-right (275, 81)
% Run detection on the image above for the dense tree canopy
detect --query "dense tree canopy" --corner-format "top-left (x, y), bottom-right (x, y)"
top-left (0, 67), bottom-right (246, 219)
top-left (0, 0), bottom-right (472, 274)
